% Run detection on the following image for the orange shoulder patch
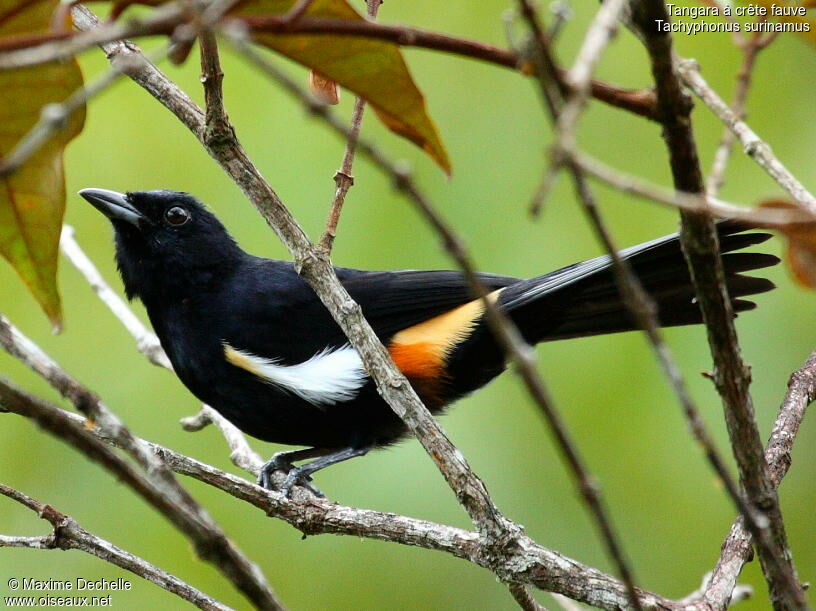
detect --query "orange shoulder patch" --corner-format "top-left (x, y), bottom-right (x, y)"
top-left (388, 289), bottom-right (503, 379)
top-left (389, 341), bottom-right (445, 380)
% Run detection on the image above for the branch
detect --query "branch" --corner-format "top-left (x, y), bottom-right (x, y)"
top-left (236, 12), bottom-right (658, 119)
top-left (554, 0), bottom-right (629, 147)
top-left (0, 316), bottom-right (283, 610)
top-left (0, 3), bottom-right (658, 121)
top-left (12, 327), bottom-right (809, 611)
top-left (0, 484), bottom-right (230, 611)
top-left (678, 60), bottom-right (816, 214)
top-left (507, 582), bottom-right (547, 611)
top-left (703, 350), bottom-right (816, 606)
top-left (181, 405), bottom-right (265, 476)
top-left (12, 359), bottom-right (807, 611)
top-left (706, 31), bottom-right (778, 197)
top-left (60, 226), bottom-right (171, 369)
top-left (569, 151), bottom-right (814, 227)
top-left (627, 3), bottom-right (805, 608)
top-left (1, 396), bottom-right (679, 610)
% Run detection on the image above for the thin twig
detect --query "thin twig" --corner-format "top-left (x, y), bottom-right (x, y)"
top-left (60, 226), bottom-right (171, 369)
top-left (181, 405), bottom-right (265, 475)
top-left (0, 315), bottom-right (283, 610)
top-left (507, 582), bottom-right (548, 611)
top-left (317, 96), bottom-right (364, 253)
top-left (317, 0), bottom-right (381, 254)
top-left (679, 59), bottom-right (816, 215)
top-left (0, 484), bottom-right (231, 611)
top-left (571, 151), bottom-right (814, 226)
top-left (627, 3), bottom-right (806, 607)
top-left (280, 0), bottom-right (316, 25)
top-left (527, 161), bottom-right (561, 218)
top-left (706, 31), bottom-right (777, 197)
top-left (517, 4), bottom-right (654, 607)
top-left (554, 0), bottom-right (629, 149)
top-left (199, 29), bottom-right (234, 147)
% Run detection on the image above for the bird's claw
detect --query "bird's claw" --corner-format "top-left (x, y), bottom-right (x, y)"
top-left (281, 467), bottom-right (325, 498)
top-left (257, 458), bottom-right (324, 497)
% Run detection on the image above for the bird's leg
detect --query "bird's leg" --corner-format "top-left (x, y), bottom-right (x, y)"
top-left (258, 447), bottom-right (329, 494)
top-left (278, 445), bottom-right (372, 498)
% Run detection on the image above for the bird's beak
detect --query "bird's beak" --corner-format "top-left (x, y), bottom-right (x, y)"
top-left (79, 188), bottom-right (145, 227)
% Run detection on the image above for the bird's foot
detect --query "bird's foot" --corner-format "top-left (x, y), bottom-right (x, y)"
top-left (257, 453), bottom-right (325, 498)
top-left (281, 466), bottom-right (325, 498)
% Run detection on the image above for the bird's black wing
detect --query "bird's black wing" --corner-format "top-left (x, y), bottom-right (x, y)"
top-left (219, 259), bottom-right (519, 363)
top-left (338, 268), bottom-right (519, 338)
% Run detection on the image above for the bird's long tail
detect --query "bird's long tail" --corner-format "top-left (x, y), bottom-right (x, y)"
top-left (499, 222), bottom-right (779, 343)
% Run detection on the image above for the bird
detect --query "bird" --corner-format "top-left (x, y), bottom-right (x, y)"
top-left (80, 187), bottom-right (778, 496)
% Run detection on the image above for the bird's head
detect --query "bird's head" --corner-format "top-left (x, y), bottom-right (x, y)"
top-left (80, 188), bottom-right (243, 301)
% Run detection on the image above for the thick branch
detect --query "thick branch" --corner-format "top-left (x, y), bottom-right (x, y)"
top-left (0, 398), bottom-right (678, 610)
top-left (704, 350), bottom-right (816, 606)
top-left (627, 2), bottom-right (805, 608)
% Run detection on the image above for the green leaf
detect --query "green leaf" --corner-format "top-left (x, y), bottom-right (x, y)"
top-left (0, 0), bottom-right (85, 331)
top-left (235, 0), bottom-right (451, 174)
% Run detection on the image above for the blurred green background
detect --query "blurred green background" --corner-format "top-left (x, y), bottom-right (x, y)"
top-left (2, 1), bottom-right (815, 609)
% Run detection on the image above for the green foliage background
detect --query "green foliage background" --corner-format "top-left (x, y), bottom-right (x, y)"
top-left (1, 1), bottom-right (815, 608)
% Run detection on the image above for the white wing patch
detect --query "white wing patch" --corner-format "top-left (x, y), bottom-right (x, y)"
top-left (223, 343), bottom-right (367, 406)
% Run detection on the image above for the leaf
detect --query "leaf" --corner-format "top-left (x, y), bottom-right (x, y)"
top-left (759, 199), bottom-right (816, 288)
top-left (105, 0), bottom-right (450, 171)
top-left (234, 0), bottom-right (451, 174)
top-left (309, 69), bottom-right (340, 105)
top-left (0, 0), bottom-right (85, 331)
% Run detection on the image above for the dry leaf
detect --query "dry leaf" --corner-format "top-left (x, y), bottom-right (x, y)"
top-left (760, 199), bottom-right (816, 288)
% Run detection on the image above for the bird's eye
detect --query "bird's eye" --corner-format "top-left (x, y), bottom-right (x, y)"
top-left (165, 206), bottom-right (190, 226)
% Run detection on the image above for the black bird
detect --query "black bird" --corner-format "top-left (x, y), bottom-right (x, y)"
top-left (80, 188), bottom-right (778, 496)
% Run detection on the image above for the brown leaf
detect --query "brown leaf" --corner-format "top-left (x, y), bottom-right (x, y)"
top-left (234, 0), bottom-right (450, 173)
top-left (760, 199), bottom-right (816, 288)
top-left (0, 0), bottom-right (85, 330)
top-left (309, 69), bottom-right (340, 104)
top-left (102, 0), bottom-right (450, 172)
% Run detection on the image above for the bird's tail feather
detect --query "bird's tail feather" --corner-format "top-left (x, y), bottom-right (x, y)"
top-left (500, 224), bottom-right (779, 343)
